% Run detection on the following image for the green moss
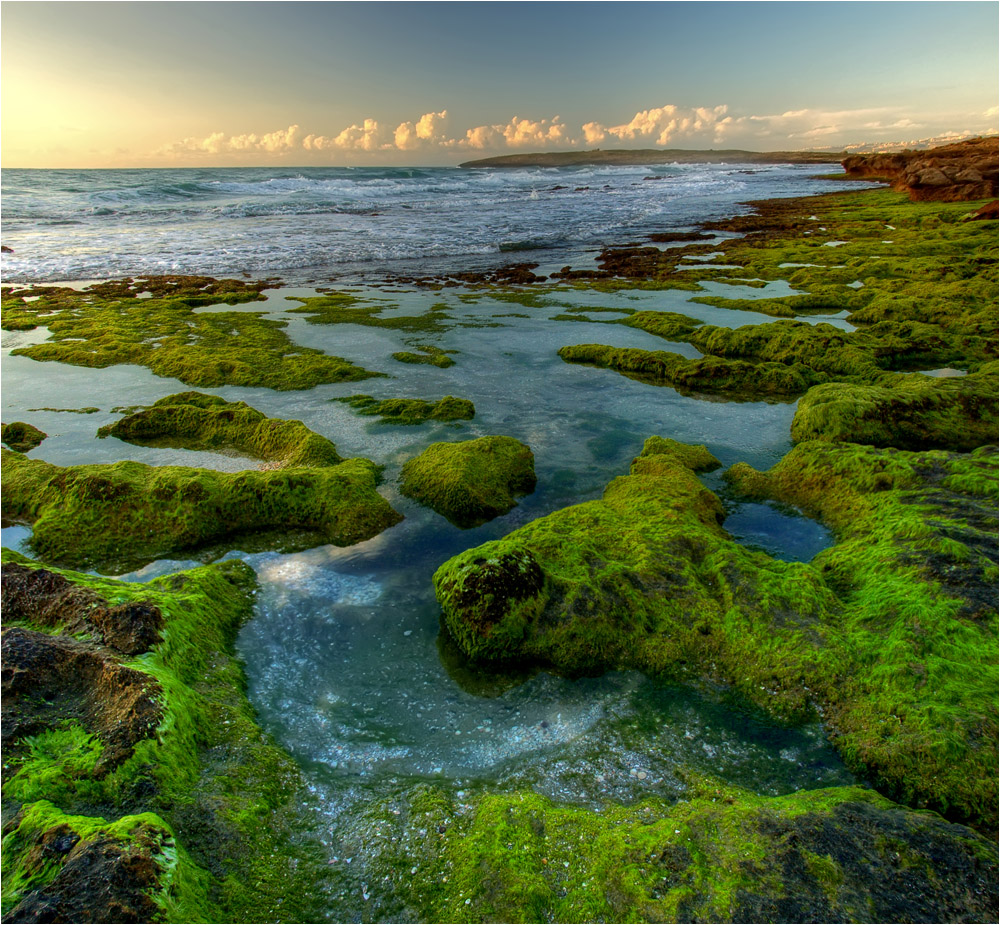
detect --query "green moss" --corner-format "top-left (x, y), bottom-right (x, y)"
top-left (1, 277), bottom-right (382, 391)
top-left (1, 421), bottom-right (47, 452)
top-left (1, 800), bottom-right (210, 923)
top-left (2, 447), bottom-right (401, 573)
top-left (1, 554), bottom-right (327, 922)
top-left (435, 438), bottom-right (998, 831)
top-left (392, 346), bottom-right (457, 368)
top-left (286, 292), bottom-right (454, 333)
top-left (334, 393), bottom-right (475, 425)
top-left (790, 364), bottom-right (998, 450)
top-left (98, 391), bottom-right (344, 467)
top-left (363, 781), bottom-right (997, 924)
top-left (401, 436), bottom-right (536, 528)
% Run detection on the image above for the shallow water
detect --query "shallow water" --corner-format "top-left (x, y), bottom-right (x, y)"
top-left (1, 181), bottom-right (861, 917)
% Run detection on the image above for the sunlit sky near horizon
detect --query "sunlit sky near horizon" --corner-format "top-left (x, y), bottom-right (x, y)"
top-left (2, 1), bottom-right (997, 168)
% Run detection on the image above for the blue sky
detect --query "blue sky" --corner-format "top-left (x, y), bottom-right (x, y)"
top-left (2, 1), bottom-right (997, 166)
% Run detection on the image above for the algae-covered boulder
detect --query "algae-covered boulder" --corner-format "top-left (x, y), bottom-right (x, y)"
top-left (436, 437), bottom-right (998, 832)
top-left (361, 783), bottom-right (998, 924)
top-left (1, 803), bottom-right (194, 924)
top-left (790, 364), bottom-right (998, 450)
top-left (401, 436), bottom-right (536, 528)
top-left (1, 422), bottom-right (47, 453)
top-left (335, 393), bottom-right (475, 425)
top-left (1, 449), bottom-right (402, 573)
top-left (99, 391), bottom-right (344, 467)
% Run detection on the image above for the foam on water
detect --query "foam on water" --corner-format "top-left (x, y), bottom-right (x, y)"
top-left (2, 164), bottom-right (855, 284)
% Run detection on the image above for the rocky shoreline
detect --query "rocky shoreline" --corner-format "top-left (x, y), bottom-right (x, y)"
top-left (2, 141), bottom-right (997, 923)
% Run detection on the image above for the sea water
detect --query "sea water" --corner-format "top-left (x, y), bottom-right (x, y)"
top-left (1, 163), bottom-right (861, 918)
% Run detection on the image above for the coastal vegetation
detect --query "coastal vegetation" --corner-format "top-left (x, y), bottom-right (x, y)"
top-left (2, 395), bottom-right (401, 573)
top-left (334, 394), bottom-right (475, 425)
top-left (3, 145), bottom-right (997, 922)
top-left (400, 436), bottom-right (537, 528)
top-left (1, 422), bottom-right (47, 453)
top-left (436, 436), bottom-right (998, 832)
top-left (1, 554), bottom-right (327, 923)
top-left (0, 276), bottom-right (382, 391)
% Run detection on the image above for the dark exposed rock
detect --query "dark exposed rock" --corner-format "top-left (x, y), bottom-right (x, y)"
top-left (1, 245), bottom-right (13, 254)
top-left (842, 136), bottom-right (998, 202)
top-left (2, 562), bottom-right (163, 655)
top-left (1, 627), bottom-right (162, 774)
top-left (388, 262), bottom-right (547, 288)
top-left (4, 817), bottom-right (173, 924)
top-left (647, 231), bottom-right (715, 243)
top-left (964, 199), bottom-right (999, 221)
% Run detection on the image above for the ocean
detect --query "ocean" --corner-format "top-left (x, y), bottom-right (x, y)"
top-left (1, 162), bottom-right (849, 283)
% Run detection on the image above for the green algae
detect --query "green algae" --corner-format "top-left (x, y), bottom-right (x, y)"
top-left (1, 277), bottom-right (382, 391)
top-left (392, 346), bottom-right (457, 368)
top-left (557, 191), bottom-right (997, 445)
top-left (401, 436), bottom-right (536, 528)
top-left (98, 391), bottom-right (344, 468)
top-left (334, 393), bottom-right (475, 425)
top-left (435, 437), bottom-right (998, 831)
top-left (790, 363), bottom-right (999, 450)
top-left (286, 292), bottom-right (454, 333)
top-left (0, 553), bottom-right (328, 923)
top-left (360, 780), bottom-right (997, 924)
top-left (724, 440), bottom-right (998, 829)
top-left (2, 447), bottom-right (401, 574)
top-left (1, 421), bottom-right (47, 453)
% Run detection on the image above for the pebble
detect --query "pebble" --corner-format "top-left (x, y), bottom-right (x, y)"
top-left (403, 630), bottom-right (412, 636)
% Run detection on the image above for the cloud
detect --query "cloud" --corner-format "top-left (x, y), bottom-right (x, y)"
top-left (394, 110), bottom-right (449, 150)
top-left (156, 102), bottom-right (999, 163)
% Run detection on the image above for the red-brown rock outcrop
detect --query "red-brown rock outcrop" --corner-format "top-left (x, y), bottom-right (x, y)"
top-left (842, 137), bottom-right (998, 202)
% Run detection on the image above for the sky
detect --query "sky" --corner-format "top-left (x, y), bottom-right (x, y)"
top-left (2, 1), bottom-right (997, 168)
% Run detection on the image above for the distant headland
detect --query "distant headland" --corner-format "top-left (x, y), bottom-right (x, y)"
top-left (459, 148), bottom-right (845, 168)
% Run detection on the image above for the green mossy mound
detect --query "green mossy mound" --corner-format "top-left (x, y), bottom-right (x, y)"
top-left (0, 554), bottom-right (326, 923)
top-left (2, 448), bottom-right (401, 574)
top-left (360, 782), bottom-right (997, 924)
top-left (401, 436), bottom-right (536, 528)
top-left (790, 364), bottom-right (998, 450)
top-left (1, 422), bottom-right (47, 453)
top-left (98, 391), bottom-right (344, 467)
top-left (435, 438), bottom-right (998, 831)
top-left (1, 276), bottom-right (381, 391)
top-left (392, 346), bottom-right (456, 368)
top-left (335, 394), bottom-right (475, 425)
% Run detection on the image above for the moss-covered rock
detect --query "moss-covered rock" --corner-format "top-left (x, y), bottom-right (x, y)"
top-left (335, 393), bottom-right (475, 425)
top-left (1, 802), bottom-right (205, 924)
top-left (790, 364), bottom-right (998, 450)
top-left (1, 422), bottom-right (47, 453)
top-left (0, 553), bottom-right (326, 923)
top-left (435, 438), bottom-right (998, 831)
top-left (1, 448), bottom-right (401, 574)
top-left (401, 436), bottom-right (536, 528)
top-left (392, 346), bottom-right (456, 368)
top-left (359, 781), bottom-right (997, 924)
top-left (1, 276), bottom-right (382, 391)
top-left (98, 391), bottom-right (344, 467)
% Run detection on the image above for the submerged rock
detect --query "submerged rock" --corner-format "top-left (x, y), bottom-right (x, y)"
top-left (401, 435), bottom-right (536, 528)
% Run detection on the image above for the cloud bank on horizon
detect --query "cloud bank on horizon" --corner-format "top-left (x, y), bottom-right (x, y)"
top-left (159, 102), bottom-right (999, 164)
